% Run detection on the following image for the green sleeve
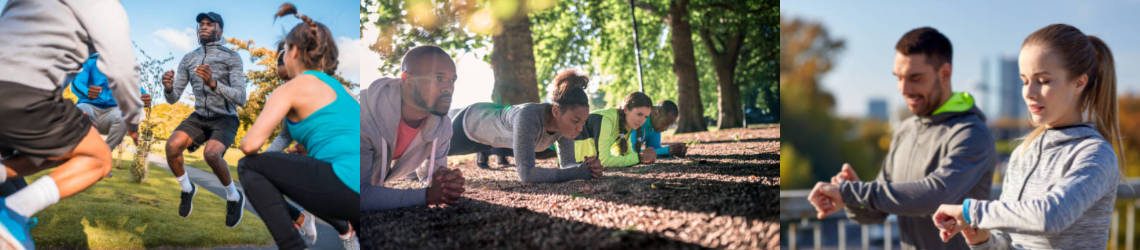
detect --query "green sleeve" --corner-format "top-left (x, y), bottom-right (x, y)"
top-left (597, 115), bottom-right (639, 167)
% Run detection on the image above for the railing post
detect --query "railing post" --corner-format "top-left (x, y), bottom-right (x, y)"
top-left (1127, 201), bottom-right (1136, 250)
top-left (884, 221), bottom-right (892, 250)
top-left (814, 220), bottom-right (822, 250)
top-left (1111, 210), bottom-right (1119, 250)
top-left (789, 222), bottom-right (798, 250)
top-left (862, 224), bottom-right (870, 250)
top-left (838, 219), bottom-right (846, 250)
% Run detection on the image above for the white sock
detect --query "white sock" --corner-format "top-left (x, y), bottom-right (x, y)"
top-left (4, 176), bottom-right (60, 218)
top-left (225, 183), bottom-right (239, 201)
top-left (0, 161), bottom-right (6, 184)
top-left (177, 174), bottom-right (193, 193)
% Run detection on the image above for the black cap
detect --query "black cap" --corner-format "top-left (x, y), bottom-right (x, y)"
top-left (195, 12), bottom-right (224, 30)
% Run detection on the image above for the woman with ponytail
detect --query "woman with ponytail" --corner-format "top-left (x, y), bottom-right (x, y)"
top-left (448, 69), bottom-right (602, 183)
top-left (565, 92), bottom-right (655, 168)
top-left (237, 3), bottom-right (359, 249)
top-left (931, 23), bottom-right (1122, 249)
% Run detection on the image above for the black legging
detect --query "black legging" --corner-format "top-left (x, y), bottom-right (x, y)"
top-left (238, 152), bottom-right (358, 249)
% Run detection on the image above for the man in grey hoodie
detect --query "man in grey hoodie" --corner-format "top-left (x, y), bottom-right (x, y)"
top-left (361, 45), bottom-right (466, 211)
top-left (159, 12), bottom-right (248, 228)
top-left (807, 27), bottom-right (998, 250)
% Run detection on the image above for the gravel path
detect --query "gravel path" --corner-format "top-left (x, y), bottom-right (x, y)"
top-left (361, 126), bottom-right (780, 249)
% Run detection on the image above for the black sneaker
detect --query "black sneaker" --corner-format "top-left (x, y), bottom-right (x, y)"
top-left (179, 183), bottom-right (196, 217)
top-left (225, 191), bottom-right (244, 228)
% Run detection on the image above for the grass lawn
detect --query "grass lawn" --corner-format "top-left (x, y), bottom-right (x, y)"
top-left (25, 151), bottom-right (272, 248)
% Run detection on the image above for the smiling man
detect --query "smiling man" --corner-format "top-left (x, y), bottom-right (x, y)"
top-left (806, 27), bottom-right (998, 250)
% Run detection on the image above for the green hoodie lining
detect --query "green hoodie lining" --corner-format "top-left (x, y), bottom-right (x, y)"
top-left (932, 92), bottom-right (974, 115)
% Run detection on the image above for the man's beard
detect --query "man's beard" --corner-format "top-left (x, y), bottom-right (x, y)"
top-left (199, 31), bottom-right (219, 45)
top-left (918, 78), bottom-right (944, 117)
top-left (412, 87), bottom-right (451, 116)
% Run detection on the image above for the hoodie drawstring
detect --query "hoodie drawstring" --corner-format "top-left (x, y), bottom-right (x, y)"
top-left (373, 137), bottom-right (388, 186)
top-left (425, 139), bottom-right (437, 187)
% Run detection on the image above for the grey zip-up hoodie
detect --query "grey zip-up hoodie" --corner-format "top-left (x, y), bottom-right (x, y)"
top-left (164, 39), bottom-right (247, 117)
top-left (838, 94), bottom-right (997, 250)
top-left (0, 0), bottom-right (142, 127)
top-left (360, 77), bottom-right (452, 211)
top-left (966, 124), bottom-right (1118, 250)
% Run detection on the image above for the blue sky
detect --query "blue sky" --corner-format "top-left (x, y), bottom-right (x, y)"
top-left (1, 0), bottom-right (362, 90)
top-left (782, 0), bottom-right (1140, 117)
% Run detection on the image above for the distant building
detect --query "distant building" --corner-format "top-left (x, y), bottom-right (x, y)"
top-left (867, 98), bottom-right (889, 122)
top-left (982, 56), bottom-right (1026, 121)
top-left (981, 56), bottom-right (1032, 139)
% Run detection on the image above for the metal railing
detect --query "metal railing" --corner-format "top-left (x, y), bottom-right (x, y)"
top-left (781, 179), bottom-right (1140, 250)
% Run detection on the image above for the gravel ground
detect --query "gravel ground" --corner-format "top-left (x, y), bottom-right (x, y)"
top-left (361, 125), bottom-right (780, 249)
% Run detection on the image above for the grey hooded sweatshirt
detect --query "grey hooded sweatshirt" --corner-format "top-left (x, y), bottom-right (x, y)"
top-left (164, 39), bottom-right (247, 117)
top-left (0, 0), bottom-right (142, 126)
top-left (966, 124), bottom-right (1118, 250)
top-left (838, 92), bottom-right (997, 250)
top-left (360, 77), bottom-right (452, 211)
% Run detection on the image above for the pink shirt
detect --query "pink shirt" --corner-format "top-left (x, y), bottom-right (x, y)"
top-left (392, 119), bottom-right (420, 160)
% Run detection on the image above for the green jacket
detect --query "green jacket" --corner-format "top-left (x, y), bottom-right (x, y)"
top-left (566, 108), bottom-right (640, 167)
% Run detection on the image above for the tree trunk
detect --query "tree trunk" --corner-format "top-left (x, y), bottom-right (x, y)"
top-left (491, 11), bottom-right (540, 105)
top-left (701, 29), bottom-right (744, 129)
top-left (668, 0), bottom-right (706, 133)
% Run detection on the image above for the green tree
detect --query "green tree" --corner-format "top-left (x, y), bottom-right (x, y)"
top-left (780, 16), bottom-right (878, 189)
top-left (129, 43), bottom-right (174, 183)
top-left (688, 0), bottom-right (776, 129)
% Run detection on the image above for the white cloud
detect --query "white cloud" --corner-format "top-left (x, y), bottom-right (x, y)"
top-left (451, 53), bottom-right (494, 108)
top-left (335, 36), bottom-right (363, 86)
top-left (152, 28), bottom-right (196, 54)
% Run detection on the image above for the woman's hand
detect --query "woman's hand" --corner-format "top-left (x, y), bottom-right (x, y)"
top-left (584, 156), bottom-right (602, 178)
top-left (961, 226), bottom-right (991, 245)
top-left (932, 204), bottom-right (968, 242)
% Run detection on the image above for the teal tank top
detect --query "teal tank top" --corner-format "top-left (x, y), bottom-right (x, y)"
top-left (286, 70), bottom-right (360, 193)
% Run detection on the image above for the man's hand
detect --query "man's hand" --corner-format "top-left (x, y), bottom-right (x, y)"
top-left (427, 168), bottom-right (466, 206)
top-left (141, 94), bottom-right (152, 107)
top-left (87, 85), bottom-right (102, 99)
top-left (585, 156), bottom-right (602, 178)
top-left (640, 149), bottom-right (657, 164)
top-left (668, 143), bottom-right (688, 157)
top-left (162, 70), bottom-right (175, 91)
top-left (807, 182), bottom-right (844, 219)
top-left (831, 163), bottom-right (860, 185)
top-left (194, 64), bottom-right (215, 89)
